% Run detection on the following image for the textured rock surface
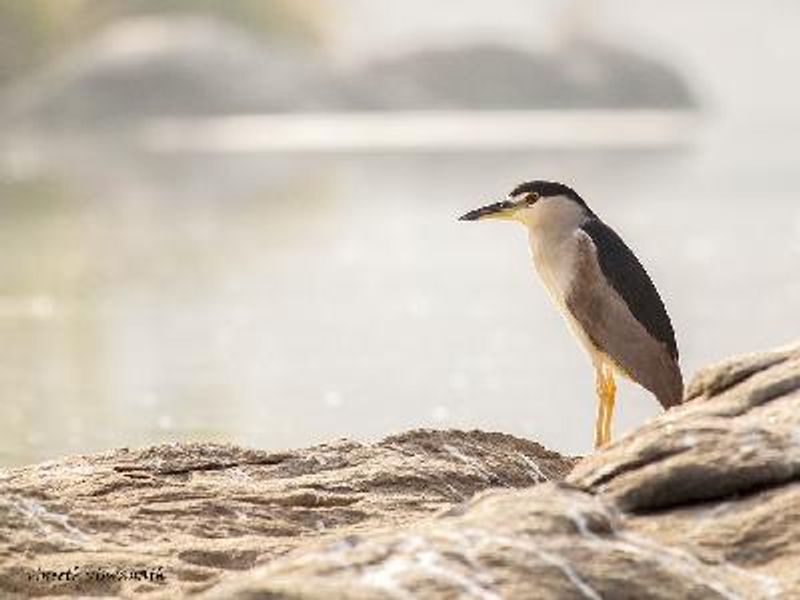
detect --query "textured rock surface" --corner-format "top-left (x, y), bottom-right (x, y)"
top-left (2, 343), bottom-right (799, 599)
top-left (0, 430), bottom-right (572, 598)
top-left (203, 345), bottom-right (800, 600)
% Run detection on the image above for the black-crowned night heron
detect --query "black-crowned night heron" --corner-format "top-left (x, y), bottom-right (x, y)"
top-left (459, 181), bottom-right (683, 449)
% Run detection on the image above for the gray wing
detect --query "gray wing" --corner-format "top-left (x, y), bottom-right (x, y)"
top-left (581, 218), bottom-right (679, 361)
top-left (567, 227), bottom-right (683, 408)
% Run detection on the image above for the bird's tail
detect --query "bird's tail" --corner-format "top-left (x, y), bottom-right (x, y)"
top-left (656, 362), bottom-right (685, 409)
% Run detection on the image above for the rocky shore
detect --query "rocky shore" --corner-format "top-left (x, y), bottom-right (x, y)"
top-left (1, 343), bottom-right (798, 599)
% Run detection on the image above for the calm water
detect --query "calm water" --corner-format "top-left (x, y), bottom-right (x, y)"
top-left (1, 121), bottom-right (799, 466)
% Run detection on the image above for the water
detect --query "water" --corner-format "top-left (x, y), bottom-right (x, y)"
top-left (1, 116), bottom-right (799, 467)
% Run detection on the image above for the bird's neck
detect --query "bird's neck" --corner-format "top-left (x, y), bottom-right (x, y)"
top-left (528, 226), bottom-right (579, 296)
top-left (523, 199), bottom-right (589, 303)
top-left (523, 199), bottom-right (588, 249)
top-left (523, 197), bottom-right (587, 233)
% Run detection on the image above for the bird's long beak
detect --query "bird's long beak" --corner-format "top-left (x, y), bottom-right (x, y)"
top-left (458, 200), bottom-right (519, 222)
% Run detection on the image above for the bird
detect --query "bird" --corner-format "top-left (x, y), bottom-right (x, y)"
top-left (459, 181), bottom-right (683, 449)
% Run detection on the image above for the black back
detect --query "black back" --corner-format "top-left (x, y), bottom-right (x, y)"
top-left (580, 218), bottom-right (679, 361)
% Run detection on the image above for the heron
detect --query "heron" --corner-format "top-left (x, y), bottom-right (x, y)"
top-left (459, 181), bottom-right (683, 449)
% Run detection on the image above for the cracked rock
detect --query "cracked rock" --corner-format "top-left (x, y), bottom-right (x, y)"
top-left (0, 431), bottom-right (571, 598)
top-left (2, 344), bottom-right (799, 599)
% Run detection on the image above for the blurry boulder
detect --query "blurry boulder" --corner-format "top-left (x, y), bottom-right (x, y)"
top-left (0, 16), bottom-right (327, 129)
top-left (333, 41), bottom-right (697, 111)
top-left (0, 15), bottom-right (697, 133)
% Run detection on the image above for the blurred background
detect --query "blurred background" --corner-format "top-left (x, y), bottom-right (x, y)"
top-left (1, 0), bottom-right (799, 466)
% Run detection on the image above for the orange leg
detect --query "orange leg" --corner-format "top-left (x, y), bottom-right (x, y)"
top-left (594, 367), bottom-right (606, 449)
top-left (594, 366), bottom-right (617, 450)
top-left (601, 366), bottom-right (617, 446)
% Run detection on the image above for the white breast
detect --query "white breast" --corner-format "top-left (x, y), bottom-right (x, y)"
top-left (520, 196), bottom-right (587, 308)
top-left (530, 230), bottom-right (607, 365)
top-left (529, 230), bottom-right (580, 308)
top-left (520, 196), bottom-right (604, 363)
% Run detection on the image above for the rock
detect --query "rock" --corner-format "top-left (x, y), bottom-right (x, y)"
top-left (0, 430), bottom-right (573, 598)
top-left (570, 342), bottom-right (800, 513)
top-left (2, 344), bottom-right (799, 599)
top-left (0, 16), bottom-right (326, 129)
top-left (1, 17), bottom-right (697, 131)
top-left (203, 344), bottom-right (800, 599)
top-left (337, 41), bottom-right (697, 112)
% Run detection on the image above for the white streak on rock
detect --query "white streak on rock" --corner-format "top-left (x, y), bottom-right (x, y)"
top-left (8, 495), bottom-right (87, 543)
top-left (359, 535), bottom-right (501, 600)
top-left (515, 451), bottom-right (549, 482)
top-left (442, 444), bottom-right (493, 483)
top-left (532, 547), bottom-right (603, 600)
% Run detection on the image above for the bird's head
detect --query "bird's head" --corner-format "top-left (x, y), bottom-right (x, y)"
top-left (458, 181), bottom-right (590, 227)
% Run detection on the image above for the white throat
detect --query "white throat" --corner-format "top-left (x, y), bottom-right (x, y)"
top-left (517, 196), bottom-right (589, 306)
top-left (517, 195), bottom-right (587, 236)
